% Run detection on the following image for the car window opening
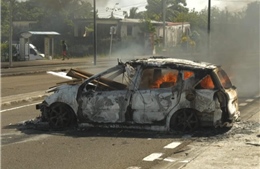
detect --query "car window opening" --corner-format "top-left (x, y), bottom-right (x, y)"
top-left (139, 68), bottom-right (180, 89)
top-left (195, 75), bottom-right (215, 89)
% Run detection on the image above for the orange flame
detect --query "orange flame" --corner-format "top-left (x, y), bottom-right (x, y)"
top-left (151, 72), bottom-right (178, 88)
top-left (184, 71), bottom-right (194, 80)
top-left (200, 75), bottom-right (215, 89)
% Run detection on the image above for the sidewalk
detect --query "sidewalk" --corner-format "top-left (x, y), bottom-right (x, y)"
top-left (1, 57), bottom-right (104, 68)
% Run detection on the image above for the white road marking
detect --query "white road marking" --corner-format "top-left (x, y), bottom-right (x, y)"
top-left (126, 167), bottom-right (141, 169)
top-left (246, 99), bottom-right (254, 102)
top-left (14, 134), bottom-right (50, 144)
top-left (0, 102), bottom-right (40, 113)
top-left (180, 159), bottom-right (190, 163)
top-left (164, 141), bottom-right (181, 149)
top-left (239, 103), bottom-right (248, 106)
top-left (1, 132), bottom-right (23, 136)
top-left (163, 157), bottom-right (177, 162)
top-left (1, 134), bottom-right (51, 147)
top-left (143, 153), bottom-right (164, 161)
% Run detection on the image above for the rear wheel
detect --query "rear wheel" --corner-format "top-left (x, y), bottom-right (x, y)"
top-left (48, 102), bottom-right (76, 129)
top-left (170, 109), bottom-right (199, 132)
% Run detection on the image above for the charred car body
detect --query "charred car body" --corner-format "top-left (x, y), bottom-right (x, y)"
top-left (36, 56), bottom-right (240, 132)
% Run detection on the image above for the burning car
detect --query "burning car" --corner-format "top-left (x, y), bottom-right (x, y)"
top-left (36, 56), bottom-right (240, 132)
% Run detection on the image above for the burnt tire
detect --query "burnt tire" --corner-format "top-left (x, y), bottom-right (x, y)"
top-left (48, 102), bottom-right (77, 130)
top-left (170, 109), bottom-right (199, 132)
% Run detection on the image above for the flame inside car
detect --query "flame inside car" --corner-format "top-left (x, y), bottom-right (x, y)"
top-left (151, 72), bottom-right (178, 88)
top-left (200, 75), bottom-right (215, 89)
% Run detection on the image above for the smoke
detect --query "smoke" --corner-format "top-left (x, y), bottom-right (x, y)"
top-left (193, 1), bottom-right (260, 97)
top-left (211, 1), bottom-right (259, 97)
top-left (218, 0), bottom-right (256, 11)
top-left (83, 0), bottom-right (109, 7)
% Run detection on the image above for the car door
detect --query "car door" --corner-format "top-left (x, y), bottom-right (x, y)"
top-left (131, 68), bottom-right (181, 124)
top-left (81, 89), bottom-right (129, 123)
top-left (77, 64), bottom-right (132, 123)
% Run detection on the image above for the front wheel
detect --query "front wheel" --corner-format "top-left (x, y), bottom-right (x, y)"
top-left (48, 102), bottom-right (77, 130)
top-left (170, 109), bottom-right (200, 132)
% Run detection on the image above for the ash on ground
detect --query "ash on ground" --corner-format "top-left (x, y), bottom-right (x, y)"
top-left (191, 120), bottom-right (260, 143)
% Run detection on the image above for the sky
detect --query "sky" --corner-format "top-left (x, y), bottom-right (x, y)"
top-left (97, 0), bottom-right (258, 18)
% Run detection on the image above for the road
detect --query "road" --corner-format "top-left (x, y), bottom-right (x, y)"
top-left (1, 95), bottom-right (259, 169)
top-left (1, 55), bottom-right (260, 169)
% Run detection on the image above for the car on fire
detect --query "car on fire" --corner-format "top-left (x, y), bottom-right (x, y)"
top-left (36, 56), bottom-right (240, 132)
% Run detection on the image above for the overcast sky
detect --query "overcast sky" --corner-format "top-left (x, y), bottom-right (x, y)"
top-left (97, 0), bottom-right (257, 18)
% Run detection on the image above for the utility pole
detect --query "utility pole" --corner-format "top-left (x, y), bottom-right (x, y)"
top-left (9, 0), bottom-right (14, 67)
top-left (162, 0), bottom-right (166, 50)
top-left (207, 0), bottom-right (211, 57)
top-left (93, 0), bottom-right (97, 65)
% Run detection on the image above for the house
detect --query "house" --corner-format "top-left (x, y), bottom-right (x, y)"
top-left (73, 18), bottom-right (190, 55)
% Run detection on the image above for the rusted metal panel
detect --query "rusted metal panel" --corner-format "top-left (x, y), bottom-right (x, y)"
top-left (132, 89), bottom-right (175, 123)
top-left (80, 90), bottom-right (128, 123)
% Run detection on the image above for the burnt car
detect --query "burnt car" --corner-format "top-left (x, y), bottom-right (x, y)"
top-left (36, 56), bottom-right (240, 132)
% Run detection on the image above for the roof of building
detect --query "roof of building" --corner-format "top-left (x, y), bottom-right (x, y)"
top-left (28, 31), bottom-right (60, 36)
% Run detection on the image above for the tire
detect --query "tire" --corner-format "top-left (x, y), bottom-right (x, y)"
top-left (48, 102), bottom-right (77, 130)
top-left (170, 109), bottom-right (200, 132)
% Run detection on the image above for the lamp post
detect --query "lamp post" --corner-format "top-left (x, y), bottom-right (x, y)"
top-left (163, 0), bottom-right (166, 50)
top-left (93, 0), bottom-right (97, 65)
top-left (9, 0), bottom-right (14, 67)
top-left (207, 0), bottom-right (211, 57)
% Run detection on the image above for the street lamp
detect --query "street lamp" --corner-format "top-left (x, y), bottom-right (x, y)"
top-left (208, 0), bottom-right (211, 57)
top-left (163, 0), bottom-right (166, 50)
top-left (9, 0), bottom-right (14, 67)
top-left (93, 0), bottom-right (97, 65)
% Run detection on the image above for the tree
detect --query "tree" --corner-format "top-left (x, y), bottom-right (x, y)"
top-left (1, 0), bottom-right (12, 43)
top-left (27, 0), bottom-right (93, 35)
top-left (124, 7), bottom-right (145, 19)
top-left (128, 7), bottom-right (139, 18)
top-left (145, 0), bottom-right (188, 21)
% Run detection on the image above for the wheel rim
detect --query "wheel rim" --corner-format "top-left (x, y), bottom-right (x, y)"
top-left (49, 103), bottom-right (73, 129)
top-left (172, 109), bottom-right (199, 132)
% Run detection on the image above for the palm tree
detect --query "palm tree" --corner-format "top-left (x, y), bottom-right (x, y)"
top-left (129, 7), bottom-right (138, 18)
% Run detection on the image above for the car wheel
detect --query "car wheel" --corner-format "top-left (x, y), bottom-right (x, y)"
top-left (48, 102), bottom-right (76, 130)
top-left (170, 109), bottom-right (199, 132)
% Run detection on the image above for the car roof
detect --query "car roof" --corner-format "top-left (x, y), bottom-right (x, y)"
top-left (126, 56), bottom-right (218, 70)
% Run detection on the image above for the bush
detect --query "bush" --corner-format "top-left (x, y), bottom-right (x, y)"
top-left (1, 43), bottom-right (18, 62)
